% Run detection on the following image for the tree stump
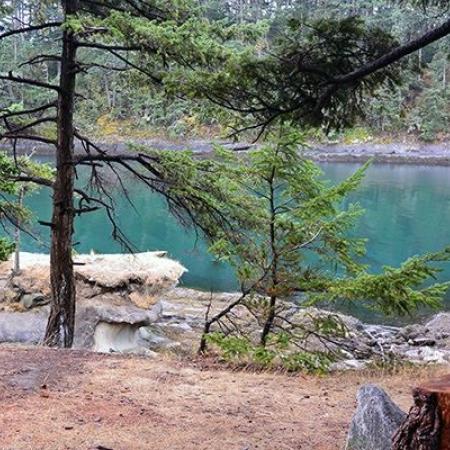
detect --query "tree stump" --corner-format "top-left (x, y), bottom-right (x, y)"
top-left (392, 375), bottom-right (450, 450)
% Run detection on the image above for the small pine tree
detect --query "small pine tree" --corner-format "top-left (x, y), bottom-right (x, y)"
top-left (149, 128), bottom-right (450, 370)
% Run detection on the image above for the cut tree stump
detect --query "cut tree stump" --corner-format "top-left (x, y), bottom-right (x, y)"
top-left (392, 375), bottom-right (450, 450)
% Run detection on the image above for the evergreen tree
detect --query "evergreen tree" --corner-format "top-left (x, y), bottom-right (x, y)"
top-left (412, 40), bottom-right (450, 140)
top-left (146, 128), bottom-right (450, 367)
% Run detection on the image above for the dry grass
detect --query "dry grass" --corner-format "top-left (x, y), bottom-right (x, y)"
top-left (0, 344), bottom-right (447, 450)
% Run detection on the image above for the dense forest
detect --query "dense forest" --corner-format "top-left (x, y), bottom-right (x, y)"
top-left (1, 0), bottom-right (449, 142)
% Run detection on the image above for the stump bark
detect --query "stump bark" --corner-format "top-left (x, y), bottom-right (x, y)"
top-left (392, 376), bottom-right (450, 450)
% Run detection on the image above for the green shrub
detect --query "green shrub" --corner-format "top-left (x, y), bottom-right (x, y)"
top-left (0, 238), bottom-right (14, 262)
top-left (206, 332), bottom-right (332, 373)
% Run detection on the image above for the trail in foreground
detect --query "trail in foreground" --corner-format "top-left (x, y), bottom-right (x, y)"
top-left (0, 345), bottom-right (445, 450)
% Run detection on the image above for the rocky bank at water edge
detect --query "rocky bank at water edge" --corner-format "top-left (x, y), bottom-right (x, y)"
top-left (3, 138), bottom-right (450, 165)
top-left (1, 252), bottom-right (450, 369)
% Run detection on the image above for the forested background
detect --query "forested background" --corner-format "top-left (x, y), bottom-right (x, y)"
top-left (1, 0), bottom-right (448, 142)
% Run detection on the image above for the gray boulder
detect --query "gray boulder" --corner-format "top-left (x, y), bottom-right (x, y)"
top-left (73, 297), bottom-right (162, 352)
top-left (0, 309), bottom-right (47, 344)
top-left (0, 297), bottom-right (163, 355)
top-left (425, 313), bottom-right (450, 339)
top-left (20, 293), bottom-right (49, 309)
top-left (399, 323), bottom-right (429, 341)
top-left (345, 384), bottom-right (406, 450)
top-left (137, 326), bottom-right (178, 351)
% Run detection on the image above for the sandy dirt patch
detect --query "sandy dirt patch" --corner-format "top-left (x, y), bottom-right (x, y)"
top-left (0, 344), bottom-right (446, 450)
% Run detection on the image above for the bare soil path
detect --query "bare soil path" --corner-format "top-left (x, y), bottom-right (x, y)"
top-left (0, 345), bottom-right (446, 450)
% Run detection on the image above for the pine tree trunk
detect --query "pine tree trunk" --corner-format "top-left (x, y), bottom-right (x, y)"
top-left (392, 376), bottom-right (450, 450)
top-left (260, 295), bottom-right (276, 346)
top-left (260, 166), bottom-right (278, 347)
top-left (43, 0), bottom-right (78, 348)
top-left (13, 186), bottom-right (24, 275)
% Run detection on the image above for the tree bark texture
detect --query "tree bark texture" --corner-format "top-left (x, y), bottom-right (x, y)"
top-left (44, 0), bottom-right (78, 347)
top-left (393, 376), bottom-right (450, 450)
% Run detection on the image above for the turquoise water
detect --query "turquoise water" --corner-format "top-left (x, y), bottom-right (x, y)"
top-left (13, 160), bottom-right (450, 321)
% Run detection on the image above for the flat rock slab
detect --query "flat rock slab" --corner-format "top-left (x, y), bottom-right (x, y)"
top-left (0, 298), bottom-right (163, 354)
top-left (1, 251), bottom-right (186, 289)
top-left (0, 252), bottom-right (186, 309)
top-left (0, 310), bottom-right (47, 344)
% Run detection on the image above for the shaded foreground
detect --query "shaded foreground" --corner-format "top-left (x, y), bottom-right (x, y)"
top-left (0, 345), bottom-right (448, 450)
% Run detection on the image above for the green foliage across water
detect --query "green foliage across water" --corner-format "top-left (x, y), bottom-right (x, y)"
top-left (0, 0), bottom-right (448, 141)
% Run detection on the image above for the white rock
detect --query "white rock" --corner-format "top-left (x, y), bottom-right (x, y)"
top-left (330, 359), bottom-right (370, 371)
top-left (403, 346), bottom-right (450, 364)
top-left (6, 251), bottom-right (187, 289)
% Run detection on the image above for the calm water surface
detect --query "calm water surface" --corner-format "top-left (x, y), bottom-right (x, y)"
top-left (15, 160), bottom-right (450, 322)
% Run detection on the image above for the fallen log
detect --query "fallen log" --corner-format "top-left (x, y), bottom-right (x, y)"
top-left (392, 375), bottom-right (450, 450)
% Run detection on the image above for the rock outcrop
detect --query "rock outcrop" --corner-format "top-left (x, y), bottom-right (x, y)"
top-left (2, 252), bottom-right (450, 365)
top-left (0, 252), bottom-right (186, 309)
top-left (0, 252), bottom-right (185, 354)
top-left (345, 384), bottom-right (406, 450)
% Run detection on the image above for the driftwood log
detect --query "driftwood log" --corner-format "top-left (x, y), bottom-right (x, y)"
top-left (392, 376), bottom-right (450, 450)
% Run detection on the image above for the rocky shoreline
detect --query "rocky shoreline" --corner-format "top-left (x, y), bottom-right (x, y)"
top-left (1, 252), bottom-right (450, 370)
top-left (1, 138), bottom-right (450, 165)
top-left (305, 141), bottom-right (450, 165)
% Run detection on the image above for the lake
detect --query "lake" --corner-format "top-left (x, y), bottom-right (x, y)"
top-left (13, 159), bottom-right (450, 323)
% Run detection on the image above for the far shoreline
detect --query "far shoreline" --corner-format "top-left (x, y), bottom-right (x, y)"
top-left (1, 138), bottom-right (450, 166)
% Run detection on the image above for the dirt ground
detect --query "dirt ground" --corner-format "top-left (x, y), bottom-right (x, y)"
top-left (0, 345), bottom-right (447, 450)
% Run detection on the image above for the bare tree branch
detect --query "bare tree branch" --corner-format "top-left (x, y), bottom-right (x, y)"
top-left (108, 50), bottom-right (162, 84)
top-left (0, 102), bottom-right (57, 120)
top-left (77, 42), bottom-right (145, 52)
top-left (0, 22), bottom-right (62, 41)
top-left (2, 116), bottom-right (56, 135)
top-left (330, 17), bottom-right (450, 87)
top-left (0, 134), bottom-right (57, 146)
top-left (19, 54), bottom-right (61, 67)
top-left (0, 72), bottom-right (61, 92)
